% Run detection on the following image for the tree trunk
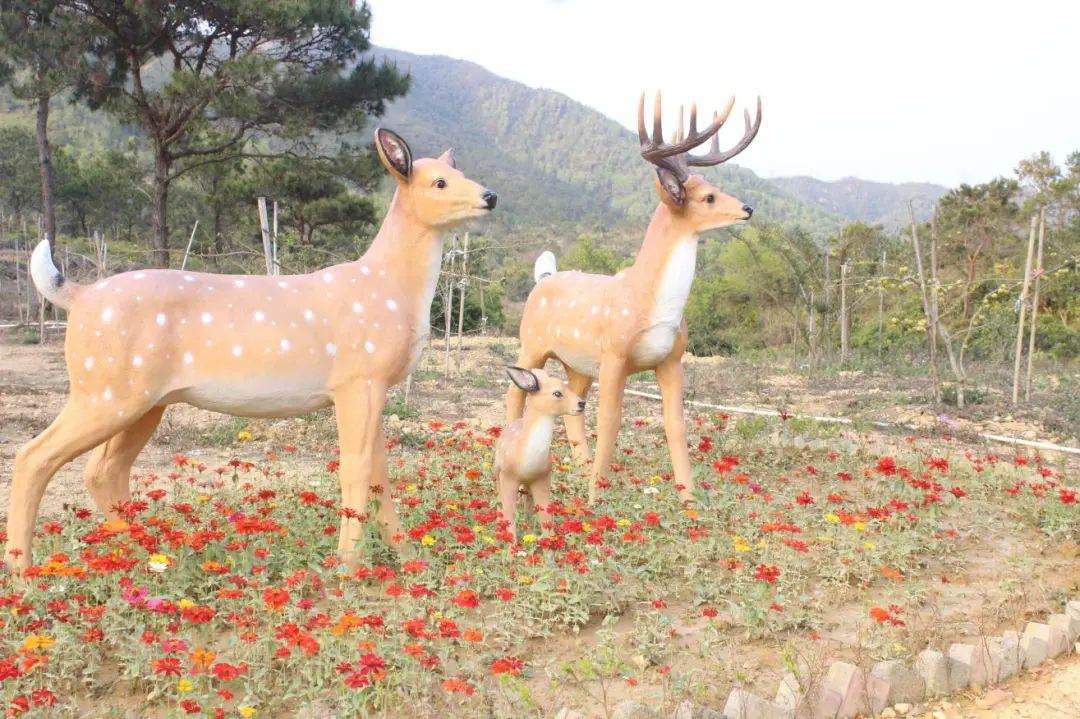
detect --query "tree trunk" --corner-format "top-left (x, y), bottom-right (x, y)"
top-left (35, 93), bottom-right (57, 243)
top-left (151, 150), bottom-right (171, 267)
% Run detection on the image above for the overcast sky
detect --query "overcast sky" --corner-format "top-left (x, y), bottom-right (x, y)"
top-left (366, 0), bottom-right (1077, 187)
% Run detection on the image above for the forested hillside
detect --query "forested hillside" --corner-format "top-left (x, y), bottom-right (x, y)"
top-left (770, 175), bottom-right (947, 230)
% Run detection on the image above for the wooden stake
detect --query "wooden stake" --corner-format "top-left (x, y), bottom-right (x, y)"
top-left (455, 232), bottom-right (469, 374)
top-left (909, 203), bottom-right (941, 403)
top-left (877, 250), bottom-right (886, 366)
top-left (1024, 209), bottom-right (1046, 402)
top-left (1012, 214), bottom-right (1038, 405)
top-left (180, 221), bottom-right (199, 271)
top-left (443, 235), bottom-right (456, 379)
top-left (839, 262), bottom-right (849, 365)
top-left (929, 207), bottom-right (943, 402)
top-left (272, 200), bottom-right (280, 275)
top-left (257, 197), bottom-right (273, 275)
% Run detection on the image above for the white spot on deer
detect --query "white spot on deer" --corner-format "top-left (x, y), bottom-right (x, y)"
top-left (364, 341), bottom-right (375, 353)
top-left (303, 309), bottom-right (314, 322)
top-left (322, 273), bottom-right (333, 284)
top-left (254, 311), bottom-right (266, 323)
top-left (201, 312), bottom-right (213, 325)
top-left (183, 352), bottom-right (194, 365)
top-left (84, 356), bottom-right (94, 370)
top-left (103, 387), bottom-right (113, 401)
top-left (325, 343), bottom-right (337, 356)
top-left (232, 344), bottom-right (243, 357)
top-left (280, 339), bottom-right (290, 352)
top-left (132, 356), bottom-right (143, 367)
top-left (134, 272), bottom-right (145, 280)
top-left (102, 307), bottom-right (114, 322)
top-left (184, 274), bottom-right (195, 282)
top-left (591, 305), bottom-right (598, 315)
top-left (573, 328), bottom-right (581, 339)
top-left (277, 281), bottom-right (288, 289)
top-left (96, 281), bottom-right (109, 290)
top-left (540, 297), bottom-right (548, 308)
top-left (234, 279), bottom-right (245, 288)
top-left (361, 265), bottom-right (371, 276)
top-left (386, 299), bottom-right (398, 311)
top-left (352, 302), bottom-right (364, 313)
top-left (621, 308), bottom-right (630, 317)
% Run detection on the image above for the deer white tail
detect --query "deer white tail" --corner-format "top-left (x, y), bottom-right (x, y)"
top-left (30, 239), bottom-right (74, 309)
top-left (534, 251), bottom-right (557, 283)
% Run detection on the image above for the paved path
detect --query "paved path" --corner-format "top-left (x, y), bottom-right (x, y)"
top-left (938, 652), bottom-right (1080, 718)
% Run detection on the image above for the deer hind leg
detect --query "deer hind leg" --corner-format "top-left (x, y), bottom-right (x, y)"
top-left (333, 379), bottom-right (388, 570)
top-left (656, 353), bottom-right (694, 503)
top-left (506, 347), bottom-right (548, 422)
top-left (562, 366), bottom-right (593, 464)
top-left (84, 406), bottom-right (166, 517)
top-left (370, 423), bottom-right (406, 548)
top-left (588, 360), bottom-right (627, 506)
top-left (7, 397), bottom-right (150, 571)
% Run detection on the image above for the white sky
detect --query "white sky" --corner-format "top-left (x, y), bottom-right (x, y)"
top-left (367, 0), bottom-right (1078, 187)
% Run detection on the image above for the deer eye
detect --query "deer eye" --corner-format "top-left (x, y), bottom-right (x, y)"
top-left (553, 390), bottom-right (563, 398)
top-left (434, 178), bottom-right (447, 189)
top-left (706, 194), bottom-right (716, 204)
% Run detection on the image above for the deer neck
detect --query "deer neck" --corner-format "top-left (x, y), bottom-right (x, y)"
top-left (359, 192), bottom-right (445, 324)
top-left (628, 205), bottom-right (699, 322)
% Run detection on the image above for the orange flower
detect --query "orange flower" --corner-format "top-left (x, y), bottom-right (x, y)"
top-left (462, 629), bottom-right (483, 643)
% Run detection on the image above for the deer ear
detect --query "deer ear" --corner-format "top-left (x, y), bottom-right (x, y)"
top-left (374, 128), bottom-right (412, 182)
top-left (655, 168), bottom-right (686, 207)
top-left (438, 148), bottom-right (456, 169)
top-left (505, 366), bottom-right (541, 393)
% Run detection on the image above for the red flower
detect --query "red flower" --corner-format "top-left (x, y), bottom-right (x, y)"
top-left (263, 588), bottom-right (290, 611)
top-left (701, 607), bottom-right (718, 618)
top-left (1060, 489), bottom-right (1077, 505)
top-left (450, 590), bottom-right (480, 609)
top-left (151, 657), bottom-right (183, 677)
top-left (490, 656), bottom-right (524, 676)
top-left (876, 457), bottom-right (898, 476)
top-left (795, 491), bottom-right (816, 506)
top-left (179, 700), bottom-right (201, 714)
top-left (495, 589), bottom-right (516, 602)
top-left (753, 565), bottom-right (781, 584)
top-left (442, 678), bottom-right (475, 695)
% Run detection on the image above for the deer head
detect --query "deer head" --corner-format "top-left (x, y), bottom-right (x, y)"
top-left (506, 367), bottom-right (585, 417)
top-left (375, 128), bottom-right (497, 229)
top-left (638, 91), bottom-right (761, 231)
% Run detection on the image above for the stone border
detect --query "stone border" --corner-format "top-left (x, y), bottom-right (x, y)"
top-left (553, 596), bottom-right (1080, 719)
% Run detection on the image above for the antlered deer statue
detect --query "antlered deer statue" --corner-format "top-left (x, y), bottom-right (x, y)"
top-left (7, 129), bottom-right (496, 572)
top-left (507, 92), bottom-right (761, 505)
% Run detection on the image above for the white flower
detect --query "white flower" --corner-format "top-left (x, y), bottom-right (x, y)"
top-left (643, 487), bottom-right (660, 495)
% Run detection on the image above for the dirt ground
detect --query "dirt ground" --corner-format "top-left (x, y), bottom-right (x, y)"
top-left (1, 330), bottom-right (1078, 717)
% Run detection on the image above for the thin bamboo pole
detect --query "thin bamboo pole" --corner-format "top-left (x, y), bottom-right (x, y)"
top-left (1024, 209), bottom-right (1046, 402)
top-left (443, 235), bottom-right (456, 379)
top-left (455, 232), bottom-right (469, 374)
top-left (1012, 215), bottom-right (1038, 405)
top-left (909, 204), bottom-right (941, 403)
top-left (180, 221), bottom-right (199, 271)
top-left (257, 197), bottom-right (273, 275)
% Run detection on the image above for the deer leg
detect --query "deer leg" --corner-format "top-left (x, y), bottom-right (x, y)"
top-left (7, 397), bottom-right (150, 571)
top-left (333, 379), bottom-right (387, 571)
top-left (656, 353), bottom-right (694, 503)
top-left (496, 471), bottom-right (520, 544)
top-left (83, 406), bottom-right (166, 517)
top-left (370, 423), bottom-right (405, 548)
top-left (563, 366), bottom-right (594, 464)
top-left (589, 360), bottom-right (627, 505)
top-left (506, 348), bottom-right (547, 421)
top-left (528, 475), bottom-right (554, 536)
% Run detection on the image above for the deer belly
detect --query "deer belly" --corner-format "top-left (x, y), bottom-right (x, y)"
top-left (557, 347), bottom-right (601, 379)
top-left (170, 378), bottom-right (332, 418)
top-left (632, 323), bottom-right (678, 367)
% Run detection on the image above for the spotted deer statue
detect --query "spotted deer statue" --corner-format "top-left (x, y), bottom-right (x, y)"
top-left (507, 91), bottom-right (761, 505)
top-left (7, 128), bottom-right (497, 572)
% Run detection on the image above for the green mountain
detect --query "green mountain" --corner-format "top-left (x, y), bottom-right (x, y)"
top-left (768, 175), bottom-right (947, 230)
top-left (371, 47), bottom-right (843, 237)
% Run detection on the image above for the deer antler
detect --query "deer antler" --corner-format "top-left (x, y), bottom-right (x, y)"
top-left (686, 96), bottom-right (763, 168)
top-left (639, 91), bottom-right (759, 182)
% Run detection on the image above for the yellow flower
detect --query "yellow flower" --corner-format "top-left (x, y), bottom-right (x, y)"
top-left (21, 635), bottom-right (55, 651)
top-left (853, 521), bottom-right (867, 532)
top-left (648, 475), bottom-right (661, 485)
top-left (177, 679), bottom-right (193, 693)
top-left (582, 523), bottom-right (592, 532)
top-left (522, 534), bottom-right (537, 544)
top-left (177, 598), bottom-right (196, 610)
top-left (864, 542), bottom-right (877, 550)
top-left (406, 484), bottom-right (417, 493)
top-left (239, 707), bottom-right (257, 718)
top-left (446, 502), bottom-right (458, 510)
top-left (148, 554), bottom-right (170, 573)
top-left (421, 535), bottom-right (436, 546)
top-left (825, 513), bottom-right (840, 524)
top-left (616, 518), bottom-right (631, 528)
top-left (518, 575), bottom-right (533, 585)
top-left (237, 430), bottom-right (252, 441)
top-left (483, 536), bottom-right (494, 544)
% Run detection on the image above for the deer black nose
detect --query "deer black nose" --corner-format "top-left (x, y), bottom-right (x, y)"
top-left (482, 190), bottom-right (497, 209)
top-left (742, 204), bottom-right (754, 217)
top-left (577, 400), bottom-right (586, 410)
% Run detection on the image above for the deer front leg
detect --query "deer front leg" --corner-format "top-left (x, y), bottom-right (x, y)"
top-left (656, 352), bottom-right (694, 504)
top-left (588, 359), bottom-right (627, 505)
top-left (528, 475), bottom-right (554, 536)
top-left (333, 379), bottom-right (387, 571)
top-left (563, 367), bottom-right (593, 464)
top-left (496, 470), bottom-right (520, 544)
top-left (371, 423), bottom-right (406, 548)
